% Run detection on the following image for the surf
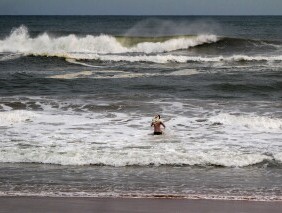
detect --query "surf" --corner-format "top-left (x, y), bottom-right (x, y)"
top-left (2, 25), bottom-right (281, 64)
top-left (0, 25), bottom-right (218, 56)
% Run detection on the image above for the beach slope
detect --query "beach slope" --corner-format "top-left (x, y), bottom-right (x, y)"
top-left (1, 197), bottom-right (282, 213)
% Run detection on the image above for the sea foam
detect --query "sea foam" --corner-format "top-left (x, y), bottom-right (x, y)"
top-left (0, 110), bottom-right (37, 126)
top-left (210, 113), bottom-right (282, 130)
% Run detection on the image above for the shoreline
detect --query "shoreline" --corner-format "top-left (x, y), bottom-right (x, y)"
top-left (1, 192), bottom-right (282, 202)
top-left (1, 197), bottom-right (282, 213)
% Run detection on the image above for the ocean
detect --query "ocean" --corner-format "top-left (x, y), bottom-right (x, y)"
top-left (0, 16), bottom-right (281, 200)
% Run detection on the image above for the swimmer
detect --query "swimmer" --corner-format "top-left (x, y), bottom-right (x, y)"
top-left (151, 115), bottom-right (166, 135)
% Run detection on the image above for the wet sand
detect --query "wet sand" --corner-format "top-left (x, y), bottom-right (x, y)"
top-left (0, 197), bottom-right (282, 213)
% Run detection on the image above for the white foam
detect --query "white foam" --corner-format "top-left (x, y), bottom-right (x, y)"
top-left (0, 100), bottom-right (281, 167)
top-left (0, 26), bottom-right (126, 54)
top-left (48, 69), bottom-right (199, 80)
top-left (210, 113), bottom-right (282, 130)
top-left (0, 110), bottom-right (37, 126)
top-left (49, 71), bottom-right (93, 79)
top-left (199, 152), bottom-right (271, 167)
top-left (169, 69), bottom-right (199, 76)
top-left (47, 68), bottom-right (199, 80)
top-left (229, 55), bottom-right (282, 62)
top-left (65, 54), bottom-right (214, 63)
top-left (65, 58), bottom-right (104, 68)
top-left (47, 67), bottom-right (139, 79)
top-left (51, 53), bottom-right (282, 64)
top-left (0, 143), bottom-right (273, 167)
top-left (130, 34), bottom-right (218, 53)
top-left (1, 191), bottom-right (281, 201)
top-left (274, 153), bottom-right (282, 163)
top-left (0, 25), bottom-right (218, 55)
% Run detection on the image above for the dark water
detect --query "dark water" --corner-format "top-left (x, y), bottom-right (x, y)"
top-left (0, 16), bottom-right (281, 200)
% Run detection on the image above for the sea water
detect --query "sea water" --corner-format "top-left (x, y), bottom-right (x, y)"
top-left (0, 16), bottom-right (281, 200)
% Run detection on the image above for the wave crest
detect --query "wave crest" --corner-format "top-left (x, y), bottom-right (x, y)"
top-left (2, 26), bottom-right (281, 64)
top-left (0, 147), bottom-right (279, 167)
top-left (0, 25), bottom-right (218, 55)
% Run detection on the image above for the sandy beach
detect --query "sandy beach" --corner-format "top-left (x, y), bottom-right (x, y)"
top-left (0, 197), bottom-right (282, 213)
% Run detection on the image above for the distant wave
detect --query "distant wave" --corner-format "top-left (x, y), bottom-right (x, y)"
top-left (0, 25), bottom-right (218, 55)
top-left (115, 34), bottom-right (217, 49)
top-left (1, 26), bottom-right (281, 64)
top-left (194, 37), bottom-right (282, 50)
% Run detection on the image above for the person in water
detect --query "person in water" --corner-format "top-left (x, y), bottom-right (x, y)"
top-left (151, 115), bottom-right (165, 135)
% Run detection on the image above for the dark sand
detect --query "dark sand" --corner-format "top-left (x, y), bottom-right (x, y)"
top-left (1, 197), bottom-right (282, 213)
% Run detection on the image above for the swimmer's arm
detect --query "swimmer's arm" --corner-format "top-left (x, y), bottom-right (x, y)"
top-left (161, 122), bottom-right (166, 128)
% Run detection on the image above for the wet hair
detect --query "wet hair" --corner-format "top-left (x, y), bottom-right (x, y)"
top-left (157, 115), bottom-right (161, 119)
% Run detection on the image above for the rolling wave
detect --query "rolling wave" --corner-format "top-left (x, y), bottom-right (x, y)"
top-left (194, 37), bottom-right (282, 50)
top-left (0, 25), bottom-right (218, 55)
top-left (0, 145), bottom-right (280, 167)
top-left (1, 25), bottom-right (281, 64)
top-left (115, 35), bottom-right (209, 47)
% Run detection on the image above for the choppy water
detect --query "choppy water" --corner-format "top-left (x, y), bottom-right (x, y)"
top-left (0, 16), bottom-right (281, 200)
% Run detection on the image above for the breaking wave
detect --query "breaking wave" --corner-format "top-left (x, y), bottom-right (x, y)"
top-left (1, 25), bottom-right (281, 64)
top-left (0, 145), bottom-right (280, 167)
top-left (0, 25), bottom-right (218, 55)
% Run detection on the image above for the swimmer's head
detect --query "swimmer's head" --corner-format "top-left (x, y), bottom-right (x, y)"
top-left (152, 114), bottom-right (161, 123)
